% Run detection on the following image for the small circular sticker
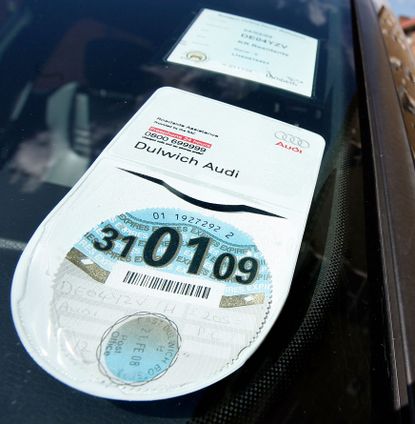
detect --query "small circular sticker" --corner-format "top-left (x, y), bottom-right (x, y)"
top-left (97, 313), bottom-right (180, 385)
top-left (186, 51), bottom-right (207, 62)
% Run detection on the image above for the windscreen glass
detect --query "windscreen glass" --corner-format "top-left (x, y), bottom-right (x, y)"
top-left (0, 0), bottom-right (381, 422)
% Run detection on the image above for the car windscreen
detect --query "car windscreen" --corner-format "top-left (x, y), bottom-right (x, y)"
top-left (0, 0), bottom-right (386, 422)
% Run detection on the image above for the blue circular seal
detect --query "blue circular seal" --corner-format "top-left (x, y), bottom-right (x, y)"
top-left (97, 312), bottom-right (180, 385)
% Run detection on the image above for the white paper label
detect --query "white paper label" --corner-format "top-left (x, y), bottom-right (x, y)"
top-left (167, 9), bottom-right (318, 97)
top-left (12, 87), bottom-right (325, 400)
top-left (108, 88), bottom-right (324, 216)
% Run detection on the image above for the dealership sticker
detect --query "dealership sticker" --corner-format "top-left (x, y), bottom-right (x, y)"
top-left (167, 9), bottom-right (318, 97)
top-left (11, 87), bottom-right (325, 400)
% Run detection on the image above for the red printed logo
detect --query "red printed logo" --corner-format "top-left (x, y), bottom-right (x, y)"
top-left (275, 141), bottom-right (303, 154)
top-left (149, 127), bottom-right (211, 149)
top-left (274, 130), bottom-right (309, 154)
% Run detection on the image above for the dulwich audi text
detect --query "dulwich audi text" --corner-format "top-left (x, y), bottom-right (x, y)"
top-left (135, 142), bottom-right (199, 166)
top-left (135, 140), bottom-right (240, 179)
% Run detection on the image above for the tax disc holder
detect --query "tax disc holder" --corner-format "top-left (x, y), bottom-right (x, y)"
top-left (11, 87), bottom-right (325, 400)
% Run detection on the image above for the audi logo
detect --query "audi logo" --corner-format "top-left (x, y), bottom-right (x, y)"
top-left (274, 130), bottom-right (310, 148)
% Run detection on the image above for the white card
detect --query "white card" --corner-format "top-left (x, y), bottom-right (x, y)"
top-left (107, 87), bottom-right (325, 216)
top-left (167, 9), bottom-right (318, 97)
top-left (11, 88), bottom-right (325, 400)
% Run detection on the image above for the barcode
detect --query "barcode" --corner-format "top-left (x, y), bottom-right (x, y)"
top-left (123, 271), bottom-right (212, 300)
